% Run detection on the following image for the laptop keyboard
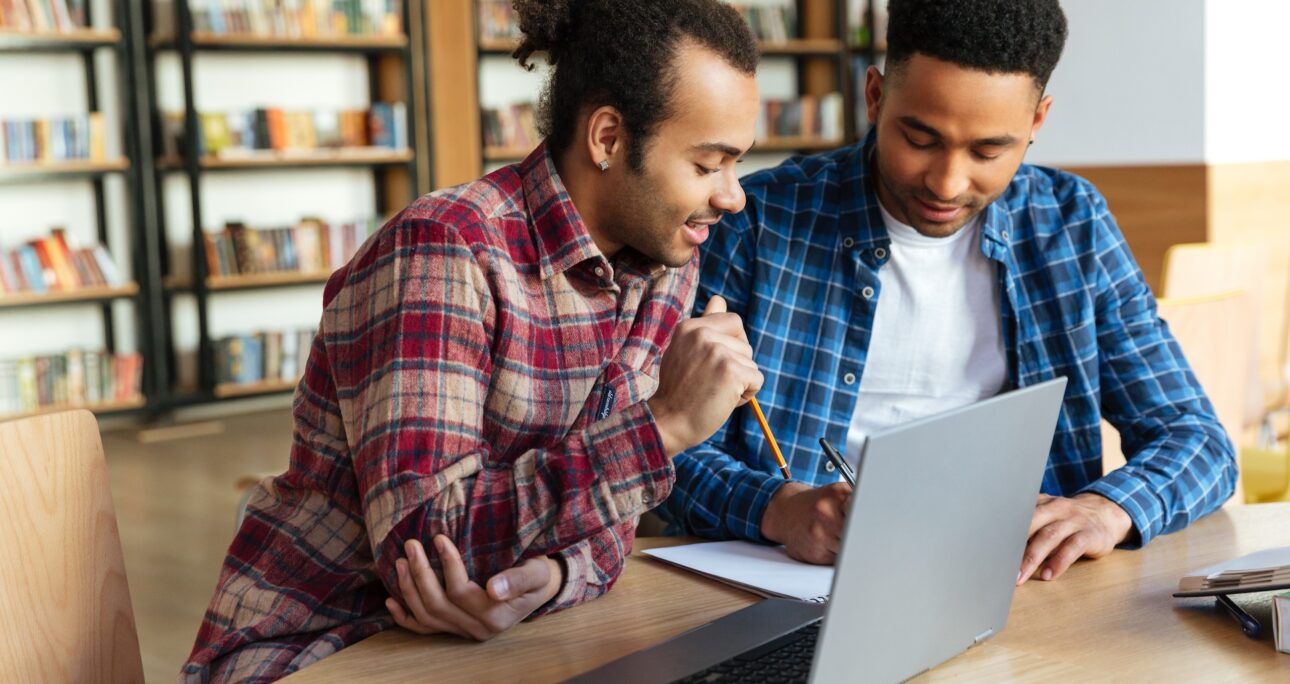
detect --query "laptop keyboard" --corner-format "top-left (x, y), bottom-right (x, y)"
top-left (674, 620), bottom-right (820, 683)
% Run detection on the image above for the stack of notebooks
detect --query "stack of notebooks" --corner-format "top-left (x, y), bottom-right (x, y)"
top-left (1176, 547), bottom-right (1290, 595)
top-left (1176, 546), bottom-right (1290, 654)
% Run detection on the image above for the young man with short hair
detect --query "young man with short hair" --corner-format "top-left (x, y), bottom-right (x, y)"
top-left (660, 0), bottom-right (1236, 581)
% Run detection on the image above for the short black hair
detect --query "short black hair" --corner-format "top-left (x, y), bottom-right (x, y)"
top-left (513, 0), bottom-right (758, 171)
top-left (885, 0), bottom-right (1068, 91)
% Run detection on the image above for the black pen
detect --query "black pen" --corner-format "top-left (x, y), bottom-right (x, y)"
top-left (1216, 594), bottom-right (1262, 639)
top-left (818, 438), bottom-right (856, 487)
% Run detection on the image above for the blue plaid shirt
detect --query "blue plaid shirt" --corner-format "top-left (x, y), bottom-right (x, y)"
top-left (656, 133), bottom-right (1236, 549)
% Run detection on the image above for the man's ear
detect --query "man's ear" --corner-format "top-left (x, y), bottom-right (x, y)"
top-left (583, 105), bottom-right (625, 171)
top-left (1031, 94), bottom-right (1054, 142)
top-left (864, 65), bottom-right (885, 126)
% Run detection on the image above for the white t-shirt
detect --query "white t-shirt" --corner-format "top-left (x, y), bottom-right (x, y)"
top-left (843, 204), bottom-right (1009, 470)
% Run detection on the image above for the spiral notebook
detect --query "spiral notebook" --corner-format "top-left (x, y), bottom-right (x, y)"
top-left (643, 540), bottom-right (834, 603)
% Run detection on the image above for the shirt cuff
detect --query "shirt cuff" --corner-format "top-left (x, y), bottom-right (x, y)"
top-left (581, 400), bottom-right (674, 516)
top-left (730, 468), bottom-right (793, 543)
top-left (1079, 470), bottom-right (1161, 549)
top-left (533, 542), bottom-right (595, 617)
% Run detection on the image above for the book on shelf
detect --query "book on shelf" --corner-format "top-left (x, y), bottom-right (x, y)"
top-left (215, 328), bottom-right (314, 387)
top-left (0, 227), bottom-right (124, 296)
top-left (476, 0), bottom-right (519, 42)
top-left (0, 0), bottom-right (89, 33)
top-left (481, 102), bottom-right (539, 152)
top-left (730, 3), bottom-right (798, 43)
top-left (151, 0), bottom-right (402, 39)
top-left (756, 92), bottom-right (844, 142)
top-left (0, 113), bottom-right (105, 164)
top-left (161, 103), bottom-right (408, 159)
top-left (202, 216), bottom-right (374, 278)
top-left (0, 350), bottom-right (142, 416)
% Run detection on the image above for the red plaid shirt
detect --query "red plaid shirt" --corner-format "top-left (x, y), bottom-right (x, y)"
top-left (182, 145), bottom-right (697, 682)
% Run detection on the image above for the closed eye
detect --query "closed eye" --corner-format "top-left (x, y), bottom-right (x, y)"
top-left (903, 132), bottom-right (935, 150)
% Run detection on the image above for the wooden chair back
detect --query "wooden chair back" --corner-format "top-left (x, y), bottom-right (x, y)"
top-left (0, 410), bottom-right (143, 683)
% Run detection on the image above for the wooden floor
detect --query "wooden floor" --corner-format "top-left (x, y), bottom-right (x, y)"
top-left (103, 409), bottom-right (293, 683)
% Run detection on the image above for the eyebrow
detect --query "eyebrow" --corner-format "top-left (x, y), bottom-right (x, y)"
top-left (692, 142), bottom-right (747, 158)
top-left (898, 116), bottom-right (1019, 147)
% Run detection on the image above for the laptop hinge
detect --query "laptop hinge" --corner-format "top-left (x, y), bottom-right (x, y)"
top-left (972, 628), bottom-right (994, 645)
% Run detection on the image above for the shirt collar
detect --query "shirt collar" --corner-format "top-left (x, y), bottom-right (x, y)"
top-left (519, 143), bottom-right (667, 282)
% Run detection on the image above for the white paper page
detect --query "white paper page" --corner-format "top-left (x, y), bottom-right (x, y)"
top-left (644, 540), bottom-right (835, 602)
top-left (1183, 546), bottom-right (1290, 579)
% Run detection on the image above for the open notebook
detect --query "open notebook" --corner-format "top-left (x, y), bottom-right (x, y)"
top-left (643, 540), bottom-right (834, 603)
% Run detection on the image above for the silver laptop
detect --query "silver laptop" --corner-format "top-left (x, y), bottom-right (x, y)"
top-left (569, 377), bottom-right (1068, 684)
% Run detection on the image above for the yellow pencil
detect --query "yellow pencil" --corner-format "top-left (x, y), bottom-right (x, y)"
top-left (749, 397), bottom-right (791, 480)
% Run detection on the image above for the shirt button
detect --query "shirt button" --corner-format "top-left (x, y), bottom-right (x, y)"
top-left (1001, 230), bottom-right (1010, 242)
top-left (824, 461), bottom-right (836, 473)
top-left (874, 247), bottom-right (887, 260)
top-left (594, 266), bottom-right (606, 277)
top-left (842, 237), bottom-right (855, 249)
top-left (843, 372), bottom-right (856, 385)
top-left (861, 286), bottom-right (874, 299)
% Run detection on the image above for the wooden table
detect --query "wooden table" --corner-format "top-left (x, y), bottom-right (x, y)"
top-left (284, 504), bottom-right (1290, 682)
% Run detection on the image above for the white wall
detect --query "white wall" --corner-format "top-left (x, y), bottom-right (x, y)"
top-left (1203, 0), bottom-right (1290, 164)
top-left (1027, 0), bottom-right (1207, 167)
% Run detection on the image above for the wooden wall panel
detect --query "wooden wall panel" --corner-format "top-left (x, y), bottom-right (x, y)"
top-left (427, 0), bottom-right (482, 188)
top-left (1060, 164), bottom-right (1209, 292)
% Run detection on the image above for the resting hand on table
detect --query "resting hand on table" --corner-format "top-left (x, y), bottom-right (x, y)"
top-left (1016, 493), bottom-right (1133, 584)
top-left (385, 535), bottom-right (563, 641)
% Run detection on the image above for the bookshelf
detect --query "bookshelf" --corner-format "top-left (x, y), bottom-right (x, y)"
top-left (423, 0), bottom-right (860, 183)
top-left (0, 0), bottom-right (153, 421)
top-left (143, 0), bottom-right (430, 403)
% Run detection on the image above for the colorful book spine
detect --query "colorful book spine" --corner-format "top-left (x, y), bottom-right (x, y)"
top-left (0, 114), bottom-right (105, 164)
top-left (0, 350), bottom-right (143, 417)
top-left (0, 230), bottom-right (124, 297)
top-left (214, 327), bottom-right (317, 387)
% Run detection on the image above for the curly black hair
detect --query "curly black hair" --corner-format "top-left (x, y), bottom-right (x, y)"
top-left (886, 0), bottom-right (1068, 91)
top-left (512, 0), bottom-right (758, 171)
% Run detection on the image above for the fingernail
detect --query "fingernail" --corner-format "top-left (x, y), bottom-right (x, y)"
top-left (1016, 571), bottom-right (1022, 584)
top-left (396, 560), bottom-right (406, 578)
top-left (1041, 568), bottom-right (1053, 581)
top-left (493, 577), bottom-right (510, 599)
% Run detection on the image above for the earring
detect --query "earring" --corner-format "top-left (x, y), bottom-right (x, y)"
top-left (597, 159), bottom-right (610, 171)
top-left (1029, 139), bottom-right (1035, 146)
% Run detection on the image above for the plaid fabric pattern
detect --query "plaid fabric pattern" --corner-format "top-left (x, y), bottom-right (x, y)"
top-left (182, 145), bottom-right (696, 682)
top-left (656, 132), bottom-right (1236, 548)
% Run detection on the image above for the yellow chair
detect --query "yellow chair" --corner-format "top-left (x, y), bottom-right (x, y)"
top-left (1102, 291), bottom-right (1254, 506)
top-left (0, 411), bottom-right (144, 683)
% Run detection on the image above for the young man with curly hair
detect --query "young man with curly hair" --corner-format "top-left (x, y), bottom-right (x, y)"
top-left (181, 1), bottom-right (764, 679)
top-left (657, 0), bottom-right (1235, 578)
